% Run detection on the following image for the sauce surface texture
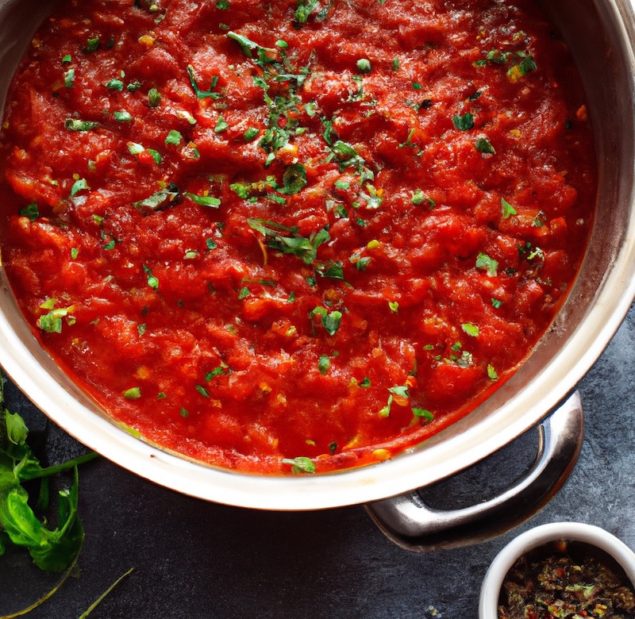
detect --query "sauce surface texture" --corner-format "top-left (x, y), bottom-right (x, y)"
top-left (0, 0), bottom-right (596, 473)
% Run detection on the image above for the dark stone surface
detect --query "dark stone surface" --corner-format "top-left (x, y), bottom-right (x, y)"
top-left (0, 307), bottom-right (632, 619)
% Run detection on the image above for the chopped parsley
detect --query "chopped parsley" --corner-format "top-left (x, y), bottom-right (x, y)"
top-left (214, 116), bottom-right (229, 133)
top-left (379, 385), bottom-right (409, 417)
top-left (134, 185), bottom-right (181, 213)
top-left (411, 189), bottom-right (435, 207)
top-left (508, 53), bottom-right (537, 81)
top-left (85, 36), bottom-right (100, 53)
top-left (37, 301), bottom-right (75, 334)
top-left (185, 192), bottom-right (221, 208)
top-left (475, 252), bottom-right (499, 277)
top-left (147, 149), bottom-right (162, 164)
top-left (453, 113), bottom-right (475, 131)
top-left (461, 323), bottom-right (480, 337)
top-left (519, 242), bottom-right (545, 262)
top-left (143, 265), bottom-right (159, 289)
top-left (356, 58), bottom-right (372, 73)
top-left (412, 408), bottom-right (434, 421)
top-left (281, 456), bottom-right (316, 474)
top-left (70, 178), bottom-right (89, 197)
top-left (165, 129), bottom-right (183, 145)
top-left (195, 385), bottom-right (209, 398)
top-left (318, 355), bottom-right (331, 375)
top-left (148, 88), bottom-right (161, 107)
top-left (122, 387), bottom-right (141, 400)
top-left (281, 163), bottom-right (307, 195)
top-left (294, 0), bottom-right (319, 25)
top-left (205, 367), bottom-right (226, 381)
top-left (19, 203), bottom-right (39, 221)
top-left (243, 127), bottom-right (259, 141)
top-left (186, 65), bottom-right (221, 99)
top-left (316, 261), bottom-right (344, 280)
top-left (310, 306), bottom-right (343, 336)
top-left (65, 119), bottom-right (99, 132)
top-left (501, 198), bottom-right (517, 219)
top-left (248, 219), bottom-right (329, 265)
top-left (476, 137), bottom-right (495, 154)
top-left (105, 78), bottom-right (124, 91)
top-left (113, 110), bottom-right (132, 123)
top-left (64, 68), bottom-right (75, 89)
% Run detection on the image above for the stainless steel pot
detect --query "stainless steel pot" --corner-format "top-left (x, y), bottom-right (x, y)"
top-left (0, 0), bottom-right (633, 547)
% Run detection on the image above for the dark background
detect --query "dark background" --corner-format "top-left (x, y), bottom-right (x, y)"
top-left (0, 307), bottom-right (633, 619)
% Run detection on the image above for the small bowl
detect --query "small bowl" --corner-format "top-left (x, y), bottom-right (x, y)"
top-left (479, 522), bottom-right (635, 618)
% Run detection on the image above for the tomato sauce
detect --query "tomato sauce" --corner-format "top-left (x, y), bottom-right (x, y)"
top-left (0, 0), bottom-right (596, 473)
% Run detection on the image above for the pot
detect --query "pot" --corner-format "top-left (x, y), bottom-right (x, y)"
top-left (0, 0), bottom-right (633, 543)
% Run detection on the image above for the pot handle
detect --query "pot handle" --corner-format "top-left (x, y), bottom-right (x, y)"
top-left (365, 392), bottom-right (584, 551)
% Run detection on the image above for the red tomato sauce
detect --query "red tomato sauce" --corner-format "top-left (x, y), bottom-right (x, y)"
top-left (0, 0), bottom-right (596, 473)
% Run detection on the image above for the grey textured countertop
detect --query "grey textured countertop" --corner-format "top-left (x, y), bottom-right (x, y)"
top-left (0, 307), bottom-right (632, 619)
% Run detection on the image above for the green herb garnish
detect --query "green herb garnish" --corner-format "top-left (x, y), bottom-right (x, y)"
top-left (412, 408), bottom-right (434, 421)
top-left (476, 252), bottom-right (499, 277)
top-left (65, 119), bottom-right (99, 132)
top-left (186, 65), bottom-right (221, 99)
top-left (185, 192), bottom-right (221, 208)
top-left (476, 137), bottom-right (496, 154)
top-left (281, 163), bottom-right (307, 195)
top-left (148, 88), bottom-right (161, 107)
top-left (248, 219), bottom-right (329, 265)
top-left (318, 355), bottom-right (331, 375)
top-left (501, 198), bottom-right (517, 219)
top-left (165, 129), bottom-right (183, 145)
top-left (452, 113), bottom-right (474, 131)
top-left (356, 58), bottom-right (371, 73)
top-left (122, 387), bottom-right (141, 400)
top-left (19, 203), bottom-right (39, 221)
top-left (282, 456), bottom-right (316, 474)
top-left (113, 110), bottom-right (132, 123)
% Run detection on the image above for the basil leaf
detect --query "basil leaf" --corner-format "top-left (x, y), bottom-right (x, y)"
top-left (5, 411), bottom-right (28, 445)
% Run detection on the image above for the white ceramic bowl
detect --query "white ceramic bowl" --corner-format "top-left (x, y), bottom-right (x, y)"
top-left (479, 522), bottom-right (635, 618)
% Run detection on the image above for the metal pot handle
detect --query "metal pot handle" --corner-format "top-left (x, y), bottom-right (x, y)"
top-left (365, 392), bottom-right (584, 551)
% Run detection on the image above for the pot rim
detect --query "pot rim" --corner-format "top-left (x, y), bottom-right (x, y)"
top-left (0, 0), bottom-right (633, 510)
top-left (478, 522), bottom-right (635, 618)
